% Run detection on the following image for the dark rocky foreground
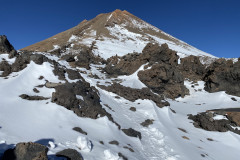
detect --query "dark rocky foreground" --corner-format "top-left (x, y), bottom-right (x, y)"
top-left (1, 142), bottom-right (83, 160)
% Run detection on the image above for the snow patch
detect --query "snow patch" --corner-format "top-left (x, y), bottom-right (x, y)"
top-left (76, 136), bottom-right (92, 152)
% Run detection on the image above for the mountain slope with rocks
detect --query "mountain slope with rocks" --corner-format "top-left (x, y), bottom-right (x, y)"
top-left (1, 10), bottom-right (240, 160)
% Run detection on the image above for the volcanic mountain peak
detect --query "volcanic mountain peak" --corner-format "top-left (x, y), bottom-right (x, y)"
top-left (21, 9), bottom-right (215, 60)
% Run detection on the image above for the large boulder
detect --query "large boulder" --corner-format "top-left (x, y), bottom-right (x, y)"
top-left (204, 59), bottom-right (240, 96)
top-left (1, 142), bottom-right (48, 160)
top-left (51, 80), bottom-right (119, 128)
top-left (98, 83), bottom-right (169, 108)
top-left (138, 63), bottom-right (188, 99)
top-left (56, 149), bottom-right (83, 160)
top-left (0, 35), bottom-right (15, 54)
top-left (179, 55), bottom-right (206, 81)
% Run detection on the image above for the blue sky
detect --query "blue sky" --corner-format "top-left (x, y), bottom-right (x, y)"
top-left (0, 0), bottom-right (239, 58)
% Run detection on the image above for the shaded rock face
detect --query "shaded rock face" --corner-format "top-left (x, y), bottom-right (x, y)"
top-left (66, 49), bottom-right (105, 69)
top-left (104, 43), bottom-right (179, 76)
top-left (179, 55), bottom-right (206, 81)
top-left (2, 142), bottom-right (48, 160)
top-left (104, 43), bottom-right (189, 99)
top-left (188, 110), bottom-right (240, 135)
top-left (138, 63), bottom-right (188, 99)
top-left (122, 128), bottom-right (142, 139)
top-left (51, 80), bottom-right (119, 128)
top-left (204, 59), bottom-right (240, 97)
top-left (98, 83), bottom-right (169, 108)
top-left (0, 51), bottom-right (49, 77)
top-left (56, 149), bottom-right (83, 160)
top-left (0, 35), bottom-right (15, 54)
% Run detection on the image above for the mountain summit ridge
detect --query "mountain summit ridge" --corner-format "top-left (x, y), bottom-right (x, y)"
top-left (21, 9), bottom-right (215, 59)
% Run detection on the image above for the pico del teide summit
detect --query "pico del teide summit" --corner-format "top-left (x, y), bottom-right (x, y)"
top-left (21, 9), bottom-right (215, 59)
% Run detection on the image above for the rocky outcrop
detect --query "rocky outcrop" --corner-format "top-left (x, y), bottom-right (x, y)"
top-left (0, 35), bottom-right (17, 57)
top-left (0, 51), bottom-right (49, 77)
top-left (104, 43), bottom-right (179, 76)
top-left (204, 59), bottom-right (240, 97)
top-left (1, 142), bottom-right (48, 160)
top-left (188, 109), bottom-right (240, 135)
top-left (56, 149), bottom-right (83, 160)
top-left (138, 63), bottom-right (188, 99)
top-left (19, 94), bottom-right (49, 101)
top-left (104, 43), bottom-right (189, 99)
top-left (179, 55), bottom-right (206, 81)
top-left (51, 80), bottom-right (120, 128)
top-left (122, 128), bottom-right (142, 139)
top-left (98, 83), bottom-right (169, 108)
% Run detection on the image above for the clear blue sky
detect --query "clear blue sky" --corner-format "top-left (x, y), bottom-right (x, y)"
top-left (0, 0), bottom-right (239, 58)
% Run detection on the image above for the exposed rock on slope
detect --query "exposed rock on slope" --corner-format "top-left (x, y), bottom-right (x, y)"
top-left (98, 83), bottom-right (169, 108)
top-left (204, 59), bottom-right (240, 96)
top-left (104, 43), bottom-right (189, 99)
top-left (0, 35), bottom-right (16, 54)
top-left (52, 81), bottom-right (115, 121)
top-left (188, 108), bottom-right (240, 135)
top-left (1, 142), bottom-right (48, 160)
top-left (179, 55), bottom-right (206, 81)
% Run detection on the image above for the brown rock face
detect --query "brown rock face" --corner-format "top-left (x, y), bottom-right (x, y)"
top-left (0, 35), bottom-right (15, 53)
top-left (104, 43), bottom-right (189, 99)
top-left (98, 83), bottom-right (169, 108)
top-left (138, 63), bottom-right (188, 99)
top-left (179, 55), bottom-right (206, 81)
top-left (204, 59), bottom-right (240, 96)
top-left (2, 142), bottom-right (48, 160)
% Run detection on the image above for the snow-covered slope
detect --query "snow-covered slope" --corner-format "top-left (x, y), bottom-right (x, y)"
top-left (21, 9), bottom-right (216, 60)
top-left (1, 51), bottom-right (240, 160)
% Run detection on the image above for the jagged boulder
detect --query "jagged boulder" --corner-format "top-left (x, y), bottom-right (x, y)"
top-left (188, 109), bottom-right (240, 135)
top-left (56, 149), bottom-right (83, 160)
top-left (204, 59), bottom-right (240, 96)
top-left (138, 63), bottom-right (188, 99)
top-left (179, 55), bottom-right (206, 81)
top-left (104, 43), bottom-right (179, 76)
top-left (98, 83), bottom-right (169, 108)
top-left (51, 80), bottom-right (119, 128)
top-left (0, 35), bottom-right (15, 54)
top-left (1, 142), bottom-right (48, 160)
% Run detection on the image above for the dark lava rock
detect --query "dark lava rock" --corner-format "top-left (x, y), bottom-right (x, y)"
top-left (129, 107), bottom-right (136, 111)
top-left (118, 152), bottom-right (128, 160)
top-left (140, 119), bottom-right (154, 127)
top-left (104, 43), bottom-right (179, 76)
top-left (52, 80), bottom-right (120, 128)
top-left (2, 142), bottom-right (48, 160)
top-left (204, 59), bottom-right (240, 97)
top-left (103, 43), bottom-right (189, 99)
top-left (179, 55), bottom-right (205, 81)
top-left (98, 83), bottom-right (169, 108)
top-left (0, 35), bottom-right (16, 54)
top-left (0, 60), bottom-right (12, 77)
top-left (56, 148), bottom-right (83, 160)
top-left (66, 69), bottom-right (81, 80)
top-left (53, 64), bottom-right (66, 80)
top-left (188, 111), bottom-right (240, 135)
top-left (61, 55), bottom-right (75, 62)
top-left (73, 127), bottom-right (88, 135)
top-left (19, 94), bottom-right (49, 101)
top-left (122, 128), bottom-right (142, 140)
top-left (138, 63), bottom-right (189, 99)
top-left (109, 140), bottom-right (119, 145)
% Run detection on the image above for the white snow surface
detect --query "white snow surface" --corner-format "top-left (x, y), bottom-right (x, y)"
top-left (1, 53), bottom-right (240, 160)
